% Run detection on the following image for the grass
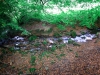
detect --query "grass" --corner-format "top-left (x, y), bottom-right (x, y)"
top-left (68, 39), bottom-right (75, 44)
top-left (57, 44), bottom-right (66, 49)
top-left (30, 55), bottom-right (36, 66)
top-left (53, 32), bottom-right (62, 37)
top-left (70, 30), bottom-right (77, 38)
top-left (73, 42), bottom-right (81, 46)
top-left (18, 50), bottom-right (28, 56)
top-left (1, 49), bottom-right (8, 55)
top-left (50, 45), bottom-right (56, 52)
top-left (75, 52), bottom-right (79, 57)
top-left (55, 53), bottom-right (65, 60)
top-left (81, 31), bottom-right (86, 35)
top-left (29, 68), bottom-right (36, 74)
top-left (8, 47), bottom-right (16, 53)
top-left (56, 55), bottom-right (61, 60)
top-left (38, 44), bottom-right (65, 60)
top-left (38, 51), bottom-right (50, 59)
top-left (42, 40), bottom-right (48, 45)
top-left (1, 47), bottom-right (15, 55)
top-left (68, 39), bottom-right (81, 46)
top-left (29, 35), bottom-right (37, 41)
top-left (60, 53), bottom-right (65, 57)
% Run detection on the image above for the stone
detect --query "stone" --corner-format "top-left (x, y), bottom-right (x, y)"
top-left (96, 32), bottom-right (100, 39)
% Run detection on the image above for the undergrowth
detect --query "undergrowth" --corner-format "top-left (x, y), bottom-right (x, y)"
top-left (0, 0), bottom-right (100, 39)
top-left (42, 5), bottom-right (100, 29)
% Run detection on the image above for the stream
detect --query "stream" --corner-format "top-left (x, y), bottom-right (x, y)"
top-left (12, 32), bottom-right (97, 51)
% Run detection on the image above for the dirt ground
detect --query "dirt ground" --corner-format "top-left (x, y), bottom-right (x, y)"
top-left (0, 22), bottom-right (100, 75)
top-left (35, 38), bottom-right (100, 75)
top-left (0, 38), bottom-right (100, 75)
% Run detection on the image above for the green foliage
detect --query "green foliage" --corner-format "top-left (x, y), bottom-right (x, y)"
top-left (73, 42), bottom-right (81, 46)
top-left (60, 53), bottom-right (65, 57)
top-left (39, 51), bottom-right (50, 59)
top-left (0, 0), bottom-right (100, 39)
top-left (68, 39), bottom-right (75, 44)
top-left (56, 55), bottom-right (61, 60)
top-left (0, 0), bottom-right (43, 38)
top-left (57, 44), bottom-right (66, 49)
top-left (43, 1), bottom-right (100, 29)
top-left (42, 40), bottom-right (48, 45)
top-left (18, 51), bottom-right (28, 56)
top-left (74, 8), bottom-right (99, 28)
top-left (29, 35), bottom-right (37, 41)
top-left (50, 46), bottom-right (56, 52)
top-left (57, 24), bottom-right (66, 30)
top-left (29, 68), bottom-right (36, 74)
top-left (53, 32), bottom-right (62, 37)
top-left (68, 39), bottom-right (80, 46)
top-left (30, 55), bottom-right (36, 66)
top-left (70, 30), bottom-right (77, 38)
top-left (1, 49), bottom-right (8, 55)
top-left (9, 47), bottom-right (16, 53)
top-left (75, 52), bottom-right (79, 57)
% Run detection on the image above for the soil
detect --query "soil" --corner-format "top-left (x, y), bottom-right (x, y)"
top-left (1, 38), bottom-right (100, 75)
top-left (22, 21), bottom-right (89, 36)
top-left (0, 23), bottom-right (100, 75)
top-left (35, 39), bottom-right (100, 75)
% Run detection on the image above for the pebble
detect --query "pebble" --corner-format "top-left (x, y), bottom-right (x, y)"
top-left (13, 36), bottom-right (24, 41)
top-left (47, 38), bottom-right (54, 43)
top-left (63, 40), bottom-right (68, 43)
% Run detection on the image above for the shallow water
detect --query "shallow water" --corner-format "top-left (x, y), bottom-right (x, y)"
top-left (12, 33), bottom-right (96, 51)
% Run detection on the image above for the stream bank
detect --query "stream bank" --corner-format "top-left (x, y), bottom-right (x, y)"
top-left (0, 26), bottom-right (100, 75)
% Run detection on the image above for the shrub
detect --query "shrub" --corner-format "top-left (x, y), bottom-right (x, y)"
top-left (0, 0), bottom-right (100, 39)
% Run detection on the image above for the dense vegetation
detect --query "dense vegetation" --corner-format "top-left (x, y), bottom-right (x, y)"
top-left (0, 0), bottom-right (100, 39)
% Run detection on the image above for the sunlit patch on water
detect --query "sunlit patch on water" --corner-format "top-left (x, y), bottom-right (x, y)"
top-left (71, 34), bottom-right (96, 43)
top-left (12, 36), bottom-right (24, 41)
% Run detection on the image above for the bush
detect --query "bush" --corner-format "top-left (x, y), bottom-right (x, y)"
top-left (42, 5), bottom-right (100, 29)
top-left (0, 0), bottom-right (100, 39)
top-left (0, 0), bottom-right (43, 38)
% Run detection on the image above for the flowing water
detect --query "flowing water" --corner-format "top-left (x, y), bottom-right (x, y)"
top-left (12, 33), bottom-right (97, 51)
